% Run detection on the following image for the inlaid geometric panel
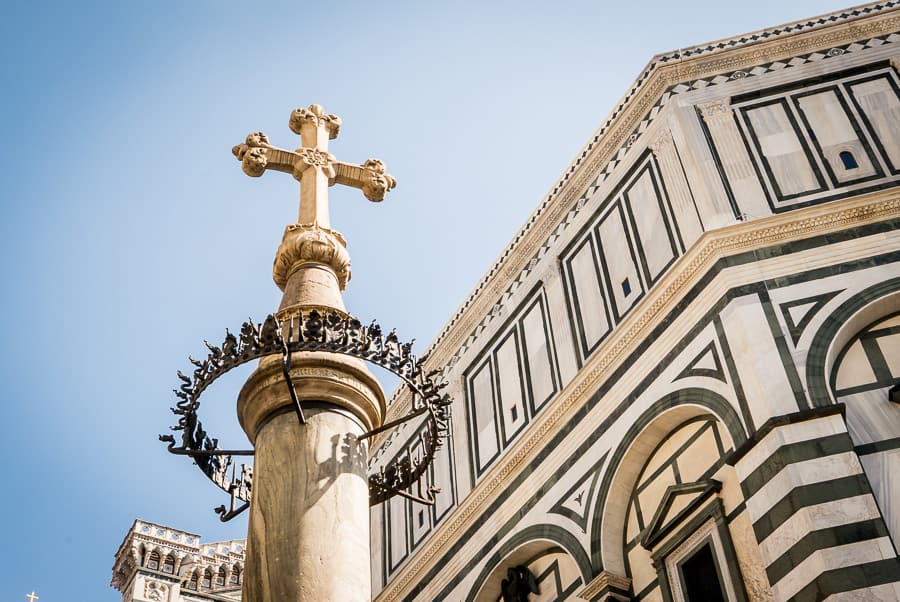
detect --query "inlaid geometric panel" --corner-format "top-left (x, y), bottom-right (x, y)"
top-left (742, 100), bottom-right (825, 199)
top-left (778, 289), bottom-right (843, 346)
top-left (675, 341), bottom-right (726, 383)
top-left (550, 453), bottom-right (607, 533)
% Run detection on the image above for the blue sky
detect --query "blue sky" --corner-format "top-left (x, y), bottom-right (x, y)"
top-left (0, 1), bottom-right (856, 599)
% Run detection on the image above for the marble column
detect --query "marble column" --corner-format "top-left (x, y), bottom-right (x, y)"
top-left (231, 104), bottom-right (394, 602)
top-left (237, 258), bottom-right (386, 601)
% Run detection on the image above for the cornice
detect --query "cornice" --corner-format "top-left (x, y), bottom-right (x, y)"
top-left (375, 1), bottom-right (900, 438)
top-left (375, 191), bottom-right (900, 601)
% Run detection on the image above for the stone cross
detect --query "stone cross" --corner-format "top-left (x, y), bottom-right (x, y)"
top-left (232, 104), bottom-right (397, 230)
top-left (26, 593), bottom-right (39, 602)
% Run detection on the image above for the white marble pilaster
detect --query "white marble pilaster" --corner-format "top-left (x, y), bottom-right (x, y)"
top-left (697, 98), bottom-right (770, 221)
top-left (649, 127), bottom-right (705, 250)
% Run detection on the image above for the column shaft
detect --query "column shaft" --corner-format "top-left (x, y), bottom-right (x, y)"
top-left (243, 406), bottom-right (371, 602)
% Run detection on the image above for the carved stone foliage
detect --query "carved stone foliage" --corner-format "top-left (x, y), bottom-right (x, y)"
top-left (360, 158), bottom-right (398, 202)
top-left (289, 103), bottom-right (342, 140)
top-left (160, 310), bottom-right (452, 509)
top-left (697, 98), bottom-right (733, 123)
top-left (274, 224), bottom-right (352, 290)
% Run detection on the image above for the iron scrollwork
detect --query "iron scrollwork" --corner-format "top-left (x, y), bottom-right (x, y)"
top-left (159, 310), bottom-right (452, 520)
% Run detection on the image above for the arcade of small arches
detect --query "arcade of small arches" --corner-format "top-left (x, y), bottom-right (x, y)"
top-left (132, 543), bottom-right (244, 592)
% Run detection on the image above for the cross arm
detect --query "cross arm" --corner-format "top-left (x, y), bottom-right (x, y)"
top-left (232, 132), bottom-right (319, 179)
top-left (333, 159), bottom-right (397, 202)
top-left (232, 132), bottom-right (397, 202)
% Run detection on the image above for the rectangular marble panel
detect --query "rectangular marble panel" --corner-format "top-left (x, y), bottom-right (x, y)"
top-left (795, 89), bottom-right (877, 183)
top-left (566, 237), bottom-right (611, 354)
top-left (469, 361), bottom-right (499, 471)
top-left (743, 101), bottom-right (821, 197)
top-left (409, 438), bottom-right (432, 546)
top-left (521, 298), bottom-right (556, 413)
top-left (720, 296), bottom-right (800, 428)
top-left (848, 76), bottom-right (900, 172)
top-left (596, 204), bottom-right (643, 319)
top-left (388, 493), bottom-right (408, 570)
top-left (431, 440), bottom-right (455, 522)
top-left (625, 167), bottom-right (676, 282)
top-left (495, 330), bottom-right (527, 444)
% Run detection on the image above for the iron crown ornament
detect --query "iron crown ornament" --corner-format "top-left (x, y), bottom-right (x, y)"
top-left (160, 309), bottom-right (453, 521)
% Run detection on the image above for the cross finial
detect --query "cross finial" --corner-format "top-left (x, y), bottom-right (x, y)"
top-left (232, 104), bottom-right (397, 230)
top-left (26, 592), bottom-right (39, 602)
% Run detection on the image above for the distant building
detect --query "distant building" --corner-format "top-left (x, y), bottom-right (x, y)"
top-left (114, 2), bottom-right (900, 600)
top-left (111, 520), bottom-right (244, 601)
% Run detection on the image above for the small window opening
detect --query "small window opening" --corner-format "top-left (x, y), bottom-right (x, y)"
top-left (510, 406), bottom-right (518, 421)
top-left (622, 278), bottom-right (632, 297)
top-left (680, 543), bottom-right (725, 602)
top-left (147, 551), bottom-right (160, 570)
top-left (839, 150), bottom-right (858, 170)
top-left (418, 510), bottom-right (425, 527)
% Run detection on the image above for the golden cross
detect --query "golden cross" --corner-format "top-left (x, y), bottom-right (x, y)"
top-left (232, 104), bottom-right (397, 229)
top-left (26, 593), bottom-right (39, 602)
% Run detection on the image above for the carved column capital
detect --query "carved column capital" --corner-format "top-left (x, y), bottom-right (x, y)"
top-left (649, 127), bottom-right (676, 156)
top-left (273, 224), bottom-right (352, 291)
top-left (697, 98), bottom-right (734, 123)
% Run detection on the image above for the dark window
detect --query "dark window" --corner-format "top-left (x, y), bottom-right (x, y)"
top-left (622, 278), bottom-right (632, 296)
top-left (839, 151), bottom-right (858, 170)
top-left (418, 509), bottom-right (425, 527)
top-left (510, 406), bottom-right (518, 421)
top-left (680, 543), bottom-right (725, 602)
